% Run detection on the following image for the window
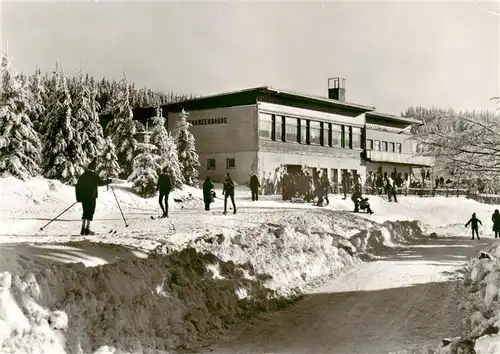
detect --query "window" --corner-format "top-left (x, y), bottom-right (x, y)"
top-left (321, 122), bottom-right (328, 146)
top-left (395, 143), bottom-right (402, 153)
top-left (381, 141), bottom-right (388, 152)
top-left (367, 139), bottom-right (374, 150)
top-left (331, 124), bottom-right (342, 147)
top-left (285, 117), bottom-right (299, 142)
top-left (342, 126), bottom-right (351, 149)
top-left (374, 140), bottom-right (381, 151)
top-left (273, 115), bottom-right (284, 141)
top-left (389, 142), bottom-right (395, 153)
top-left (351, 127), bottom-right (362, 149)
top-left (226, 158), bottom-right (235, 169)
top-left (207, 159), bottom-right (216, 170)
top-left (309, 121), bottom-right (321, 145)
top-left (259, 113), bottom-right (273, 140)
top-left (327, 123), bottom-right (333, 147)
top-left (299, 119), bottom-right (308, 144)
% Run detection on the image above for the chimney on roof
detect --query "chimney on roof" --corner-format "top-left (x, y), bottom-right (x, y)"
top-left (328, 77), bottom-right (346, 102)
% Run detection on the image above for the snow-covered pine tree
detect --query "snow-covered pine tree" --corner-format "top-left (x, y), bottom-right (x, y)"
top-left (96, 136), bottom-right (120, 179)
top-left (174, 109), bottom-right (200, 186)
top-left (28, 68), bottom-right (47, 135)
top-left (72, 71), bottom-right (105, 167)
top-left (150, 106), bottom-right (184, 188)
top-left (42, 67), bottom-right (86, 184)
top-left (128, 132), bottom-right (159, 197)
top-left (105, 76), bottom-right (137, 178)
top-left (0, 53), bottom-right (42, 179)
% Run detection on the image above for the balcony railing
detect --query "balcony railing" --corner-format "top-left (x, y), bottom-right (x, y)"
top-left (365, 149), bottom-right (434, 167)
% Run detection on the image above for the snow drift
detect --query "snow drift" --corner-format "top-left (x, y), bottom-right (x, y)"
top-left (0, 246), bottom-right (299, 354)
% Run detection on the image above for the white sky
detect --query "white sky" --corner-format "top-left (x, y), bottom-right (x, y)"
top-left (1, 0), bottom-right (499, 115)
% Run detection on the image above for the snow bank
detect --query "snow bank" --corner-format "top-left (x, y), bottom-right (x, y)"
top-left (437, 244), bottom-right (500, 353)
top-left (162, 211), bottom-right (426, 296)
top-left (0, 247), bottom-right (299, 354)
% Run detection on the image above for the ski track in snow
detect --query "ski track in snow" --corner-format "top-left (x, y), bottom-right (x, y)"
top-left (206, 237), bottom-right (497, 354)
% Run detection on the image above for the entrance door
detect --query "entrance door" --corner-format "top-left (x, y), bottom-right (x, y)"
top-left (286, 164), bottom-right (302, 174)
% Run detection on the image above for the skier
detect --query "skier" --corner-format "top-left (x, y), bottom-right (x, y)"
top-left (203, 176), bottom-right (214, 211)
top-left (249, 174), bottom-right (260, 201)
top-left (222, 172), bottom-right (236, 215)
top-left (157, 169), bottom-right (172, 218)
top-left (465, 213), bottom-right (482, 240)
top-left (75, 160), bottom-right (112, 235)
top-left (492, 209), bottom-right (500, 238)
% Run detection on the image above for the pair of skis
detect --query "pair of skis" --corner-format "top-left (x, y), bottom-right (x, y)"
top-left (150, 215), bottom-right (176, 231)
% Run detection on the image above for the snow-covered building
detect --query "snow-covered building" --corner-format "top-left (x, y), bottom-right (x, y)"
top-left (161, 78), bottom-right (433, 184)
top-left (100, 78), bottom-right (434, 185)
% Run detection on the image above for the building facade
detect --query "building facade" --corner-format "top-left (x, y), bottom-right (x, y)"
top-left (164, 80), bottom-right (380, 185)
top-left (100, 78), bottom-right (434, 186)
top-left (364, 112), bottom-right (433, 182)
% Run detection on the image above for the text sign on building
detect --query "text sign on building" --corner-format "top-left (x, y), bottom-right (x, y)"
top-left (189, 117), bottom-right (228, 126)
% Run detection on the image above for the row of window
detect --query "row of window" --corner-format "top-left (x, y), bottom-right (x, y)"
top-left (207, 158), bottom-right (235, 170)
top-left (258, 113), bottom-right (363, 150)
top-left (366, 139), bottom-right (402, 154)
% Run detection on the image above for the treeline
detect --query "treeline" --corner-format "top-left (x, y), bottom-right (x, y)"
top-left (402, 105), bottom-right (500, 183)
top-left (0, 54), bottom-right (200, 196)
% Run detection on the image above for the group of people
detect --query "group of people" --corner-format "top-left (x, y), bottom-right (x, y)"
top-left (202, 173), bottom-right (237, 215)
top-left (464, 210), bottom-right (500, 240)
top-left (74, 161), bottom-right (240, 235)
top-left (279, 170), bottom-right (331, 206)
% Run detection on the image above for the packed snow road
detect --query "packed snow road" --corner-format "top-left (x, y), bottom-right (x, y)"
top-left (204, 236), bottom-right (495, 354)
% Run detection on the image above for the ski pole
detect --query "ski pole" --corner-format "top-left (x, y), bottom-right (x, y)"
top-left (110, 186), bottom-right (129, 227)
top-left (39, 201), bottom-right (78, 231)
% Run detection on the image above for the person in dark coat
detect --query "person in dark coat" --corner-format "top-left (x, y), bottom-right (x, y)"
top-left (465, 212), bottom-right (482, 240)
top-left (75, 160), bottom-right (112, 235)
top-left (249, 174), bottom-right (261, 201)
top-left (359, 197), bottom-right (374, 215)
top-left (351, 189), bottom-right (362, 212)
top-left (157, 169), bottom-right (172, 218)
top-left (341, 171), bottom-right (351, 200)
top-left (202, 176), bottom-right (214, 211)
top-left (492, 209), bottom-right (500, 238)
top-left (223, 173), bottom-right (236, 215)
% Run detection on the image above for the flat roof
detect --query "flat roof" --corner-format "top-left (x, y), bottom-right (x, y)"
top-left (366, 111), bottom-right (423, 125)
top-left (162, 85), bottom-right (376, 113)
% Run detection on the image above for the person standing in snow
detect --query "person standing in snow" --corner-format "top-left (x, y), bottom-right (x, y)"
top-left (341, 171), bottom-right (351, 199)
top-left (390, 183), bottom-right (398, 203)
top-left (157, 169), bottom-right (172, 218)
top-left (351, 188), bottom-right (362, 213)
top-left (222, 172), bottom-right (236, 215)
top-left (492, 210), bottom-right (500, 238)
top-left (203, 176), bottom-right (214, 211)
top-left (75, 160), bottom-right (112, 235)
top-left (249, 173), bottom-right (260, 201)
top-left (465, 213), bottom-right (482, 240)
